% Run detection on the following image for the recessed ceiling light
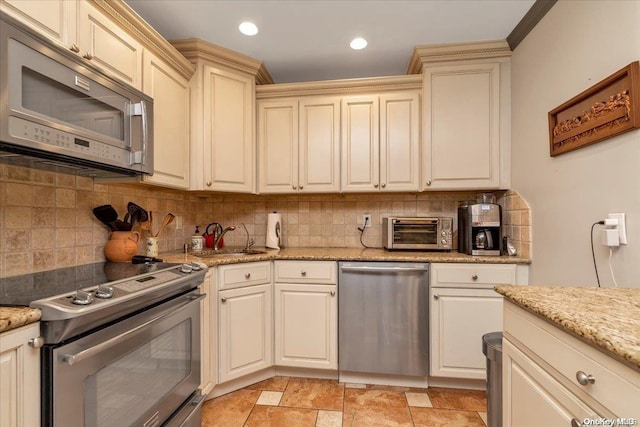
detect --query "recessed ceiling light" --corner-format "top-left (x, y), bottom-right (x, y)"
top-left (239, 22), bottom-right (258, 36)
top-left (350, 37), bottom-right (368, 50)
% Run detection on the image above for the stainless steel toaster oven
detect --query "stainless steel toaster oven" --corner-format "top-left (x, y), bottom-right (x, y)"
top-left (382, 216), bottom-right (453, 250)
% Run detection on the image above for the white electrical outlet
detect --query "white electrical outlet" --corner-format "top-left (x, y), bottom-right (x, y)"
top-left (363, 214), bottom-right (372, 227)
top-left (607, 213), bottom-right (627, 244)
top-left (175, 215), bottom-right (183, 230)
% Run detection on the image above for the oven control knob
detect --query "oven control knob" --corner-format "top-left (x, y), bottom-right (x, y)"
top-left (441, 231), bottom-right (446, 236)
top-left (71, 290), bottom-right (93, 305)
top-left (190, 262), bottom-right (202, 271)
top-left (180, 264), bottom-right (193, 274)
top-left (441, 238), bottom-right (447, 245)
top-left (94, 285), bottom-right (114, 299)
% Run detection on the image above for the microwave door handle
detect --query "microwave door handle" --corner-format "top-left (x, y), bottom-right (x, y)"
top-left (130, 100), bottom-right (147, 165)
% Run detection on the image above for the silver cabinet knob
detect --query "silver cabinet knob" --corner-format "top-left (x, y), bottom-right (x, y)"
top-left (426, 180), bottom-right (432, 186)
top-left (472, 275), bottom-right (478, 280)
top-left (330, 290), bottom-right (336, 296)
top-left (245, 272), bottom-right (251, 279)
top-left (373, 183), bottom-right (379, 188)
top-left (221, 297), bottom-right (227, 303)
top-left (292, 185), bottom-right (297, 190)
top-left (571, 419), bottom-right (583, 427)
top-left (381, 183), bottom-right (386, 188)
top-left (206, 181), bottom-right (212, 187)
top-left (28, 337), bottom-right (44, 349)
top-left (301, 271), bottom-right (307, 276)
top-left (299, 185), bottom-right (304, 190)
top-left (82, 53), bottom-right (93, 60)
top-left (69, 44), bottom-right (80, 53)
top-left (434, 294), bottom-right (440, 300)
top-left (576, 371), bottom-right (595, 386)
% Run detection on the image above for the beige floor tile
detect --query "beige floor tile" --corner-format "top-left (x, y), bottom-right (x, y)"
top-left (246, 376), bottom-right (290, 391)
top-left (426, 387), bottom-right (487, 411)
top-left (345, 383), bottom-right (366, 389)
top-left (478, 411), bottom-right (488, 426)
top-left (343, 389), bottom-right (412, 427)
top-left (411, 407), bottom-right (486, 427)
top-left (201, 389), bottom-right (260, 427)
top-left (280, 378), bottom-right (344, 410)
top-left (315, 410), bottom-right (342, 427)
top-left (244, 405), bottom-right (318, 427)
top-left (256, 391), bottom-right (283, 406)
top-left (405, 392), bottom-right (433, 408)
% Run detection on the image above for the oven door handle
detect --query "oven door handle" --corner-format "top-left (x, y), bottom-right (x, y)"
top-left (62, 293), bottom-right (205, 366)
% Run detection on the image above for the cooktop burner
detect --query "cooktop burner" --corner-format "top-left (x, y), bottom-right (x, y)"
top-left (0, 261), bottom-right (181, 307)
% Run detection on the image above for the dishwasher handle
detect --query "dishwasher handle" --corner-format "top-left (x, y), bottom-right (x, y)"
top-left (340, 265), bottom-right (428, 273)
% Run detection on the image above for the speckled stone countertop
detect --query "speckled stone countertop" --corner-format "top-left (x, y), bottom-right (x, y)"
top-left (162, 247), bottom-right (531, 267)
top-left (495, 285), bottom-right (640, 371)
top-left (0, 307), bottom-right (41, 334)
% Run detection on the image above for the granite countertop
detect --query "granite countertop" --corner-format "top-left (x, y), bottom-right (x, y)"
top-left (0, 307), bottom-right (41, 334)
top-left (162, 247), bottom-right (531, 267)
top-left (495, 285), bottom-right (640, 371)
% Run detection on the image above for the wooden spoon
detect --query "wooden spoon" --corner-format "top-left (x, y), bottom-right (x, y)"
top-left (154, 213), bottom-right (175, 238)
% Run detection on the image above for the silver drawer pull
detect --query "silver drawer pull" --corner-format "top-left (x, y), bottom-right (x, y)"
top-left (221, 297), bottom-right (227, 303)
top-left (301, 271), bottom-right (307, 276)
top-left (245, 272), bottom-right (251, 279)
top-left (330, 290), bottom-right (336, 296)
top-left (434, 294), bottom-right (440, 300)
top-left (28, 337), bottom-right (44, 349)
top-left (472, 275), bottom-right (478, 280)
top-left (82, 52), bottom-right (93, 60)
top-left (571, 418), bottom-right (583, 427)
top-left (576, 371), bottom-right (595, 386)
top-left (69, 44), bottom-right (80, 53)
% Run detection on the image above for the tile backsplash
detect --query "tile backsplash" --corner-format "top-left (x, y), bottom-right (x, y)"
top-left (0, 164), bottom-right (531, 278)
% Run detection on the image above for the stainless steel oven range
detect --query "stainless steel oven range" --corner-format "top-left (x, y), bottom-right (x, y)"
top-left (1, 261), bottom-right (207, 427)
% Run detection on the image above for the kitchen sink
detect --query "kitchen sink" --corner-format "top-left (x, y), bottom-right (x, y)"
top-left (193, 248), bottom-right (268, 258)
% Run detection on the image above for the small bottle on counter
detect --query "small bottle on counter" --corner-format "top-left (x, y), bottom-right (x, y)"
top-left (191, 226), bottom-right (205, 251)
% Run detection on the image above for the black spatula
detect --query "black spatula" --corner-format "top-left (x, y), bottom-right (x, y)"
top-left (92, 205), bottom-right (118, 231)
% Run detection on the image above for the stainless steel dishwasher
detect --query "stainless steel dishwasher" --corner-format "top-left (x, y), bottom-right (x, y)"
top-left (338, 261), bottom-right (429, 376)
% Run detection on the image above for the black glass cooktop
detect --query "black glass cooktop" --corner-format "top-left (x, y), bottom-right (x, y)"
top-left (0, 262), bottom-right (180, 307)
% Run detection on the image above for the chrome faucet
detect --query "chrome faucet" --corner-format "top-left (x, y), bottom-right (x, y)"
top-left (240, 223), bottom-right (255, 251)
top-left (214, 225), bottom-right (236, 250)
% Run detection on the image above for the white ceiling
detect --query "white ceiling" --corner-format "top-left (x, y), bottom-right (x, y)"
top-left (125, 0), bottom-right (535, 83)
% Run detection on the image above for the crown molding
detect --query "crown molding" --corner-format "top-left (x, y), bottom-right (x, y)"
top-left (91, 0), bottom-right (195, 80)
top-left (407, 40), bottom-right (511, 74)
top-left (171, 38), bottom-right (274, 84)
top-left (256, 74), bottom-right (422, 99)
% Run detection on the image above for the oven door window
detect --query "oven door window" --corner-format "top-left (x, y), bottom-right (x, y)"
top-left (83, 320), bottom-right (191, 427)
top-left (393, 223), bottom-right (437, 245)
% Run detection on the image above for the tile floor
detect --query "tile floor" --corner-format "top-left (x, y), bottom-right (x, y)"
top-left (201, 377), bottom-right (488, 427)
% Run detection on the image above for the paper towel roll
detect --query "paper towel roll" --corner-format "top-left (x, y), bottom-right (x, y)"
top-left (266, 212), bottom-right (281, 249)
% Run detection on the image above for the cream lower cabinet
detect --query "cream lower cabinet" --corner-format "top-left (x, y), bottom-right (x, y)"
top-left (0, 323), bottom-right (41, 427)
top-left (200, 269), bottom-right (216, 395)
top-left (273, 261), bottom-right (338, 369)
top-left (217, 262), bottom-right (272, 383)
top-left (258, 97), bottom-right (340, 194)
top-left (429, 263), bottom-right (521, 379)
top-left (141, 50), bottom-right (190, 189)
top-left (503, 300), bottom-right (640, 424)
top-left (341, 92), bottom-right (420, 192)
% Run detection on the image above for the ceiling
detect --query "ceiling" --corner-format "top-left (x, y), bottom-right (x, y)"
top-left (125, 0), bottom-right (535, 84)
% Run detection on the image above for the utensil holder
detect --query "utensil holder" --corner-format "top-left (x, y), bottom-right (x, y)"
top-left (146, 237), bottom-right (159, 257)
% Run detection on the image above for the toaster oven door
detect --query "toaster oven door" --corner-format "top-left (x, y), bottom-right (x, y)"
top-left (392, 219), bottom-right (439, 249)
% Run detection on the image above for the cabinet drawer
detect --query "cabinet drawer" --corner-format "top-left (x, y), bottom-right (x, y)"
top-left (504, 302), bottom-right (640, 418)
top-left (218, 261), bottom-right (271, 290)
top-left (431, 263), bottom-right (515, 288)
top-left (274, 261), bottom-right (337, 284)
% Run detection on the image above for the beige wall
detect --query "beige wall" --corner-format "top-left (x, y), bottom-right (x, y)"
top-left (511, 1), bottom-right (640, 287)
top-left (0, 163), bottom-right (530, 278)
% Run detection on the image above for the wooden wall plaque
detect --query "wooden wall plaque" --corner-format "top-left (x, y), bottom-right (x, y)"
top-left (548, 61), bottom-right (640, 156)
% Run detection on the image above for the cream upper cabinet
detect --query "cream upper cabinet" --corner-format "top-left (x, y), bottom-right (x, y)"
top-left (258, 97), bottom-right (340, 194)
top-left (410, 41), bottom-right (511, 191)
top-left (0, 323), bottom-right (41, 427)
top-left (341, 92), bottom-right (420, 192)
top-left (141, 51), bottom-right (190, 189)
top-left (77, 1), bottom-right (143, 90)
top-left (0, 0), bottom-right (76, 48)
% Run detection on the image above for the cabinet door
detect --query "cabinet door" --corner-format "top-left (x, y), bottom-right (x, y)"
top-left (423, 63), bottom-right (500, 190)
top-left (0, 323), bottom-right (40, 427)
top-left (299, 97), bottom-right (341, 193)
top-left (503, 338), bottom-right (600, 427)
top-left (380, 92), bottom-right (420, 192)
top-left (258, 100), bottom-right (298, 193)
top-left (142, 51), bottom-right (190, 189)
top-left (199, 270), bottom-right (216, 395)
top-left (203, 65), bottom-right (255, 193)
top-left (77, 0), bottom-right (143, 90)
top-left (430, 287), bottom-right (502, 379)
top-left (274, 283), bottom-right (337, 369)
top-left (218, 284), bottom-right (272, 383)
top-left (0, 0), bottom-right (76, 48)
top-left (341, 96), bottom-right (380, 192)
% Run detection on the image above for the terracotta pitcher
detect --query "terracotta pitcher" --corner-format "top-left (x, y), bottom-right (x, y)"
top-left (104, 231), bottom-right (140, 262)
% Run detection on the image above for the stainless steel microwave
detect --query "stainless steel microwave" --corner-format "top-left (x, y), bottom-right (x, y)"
top-left (0, 12), bottom-right (153, 177)
top-left (383, 216), bottom-right (453, 251)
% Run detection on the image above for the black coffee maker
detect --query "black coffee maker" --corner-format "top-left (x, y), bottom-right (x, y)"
top-left (458, 202), bottom-right (502, 256)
